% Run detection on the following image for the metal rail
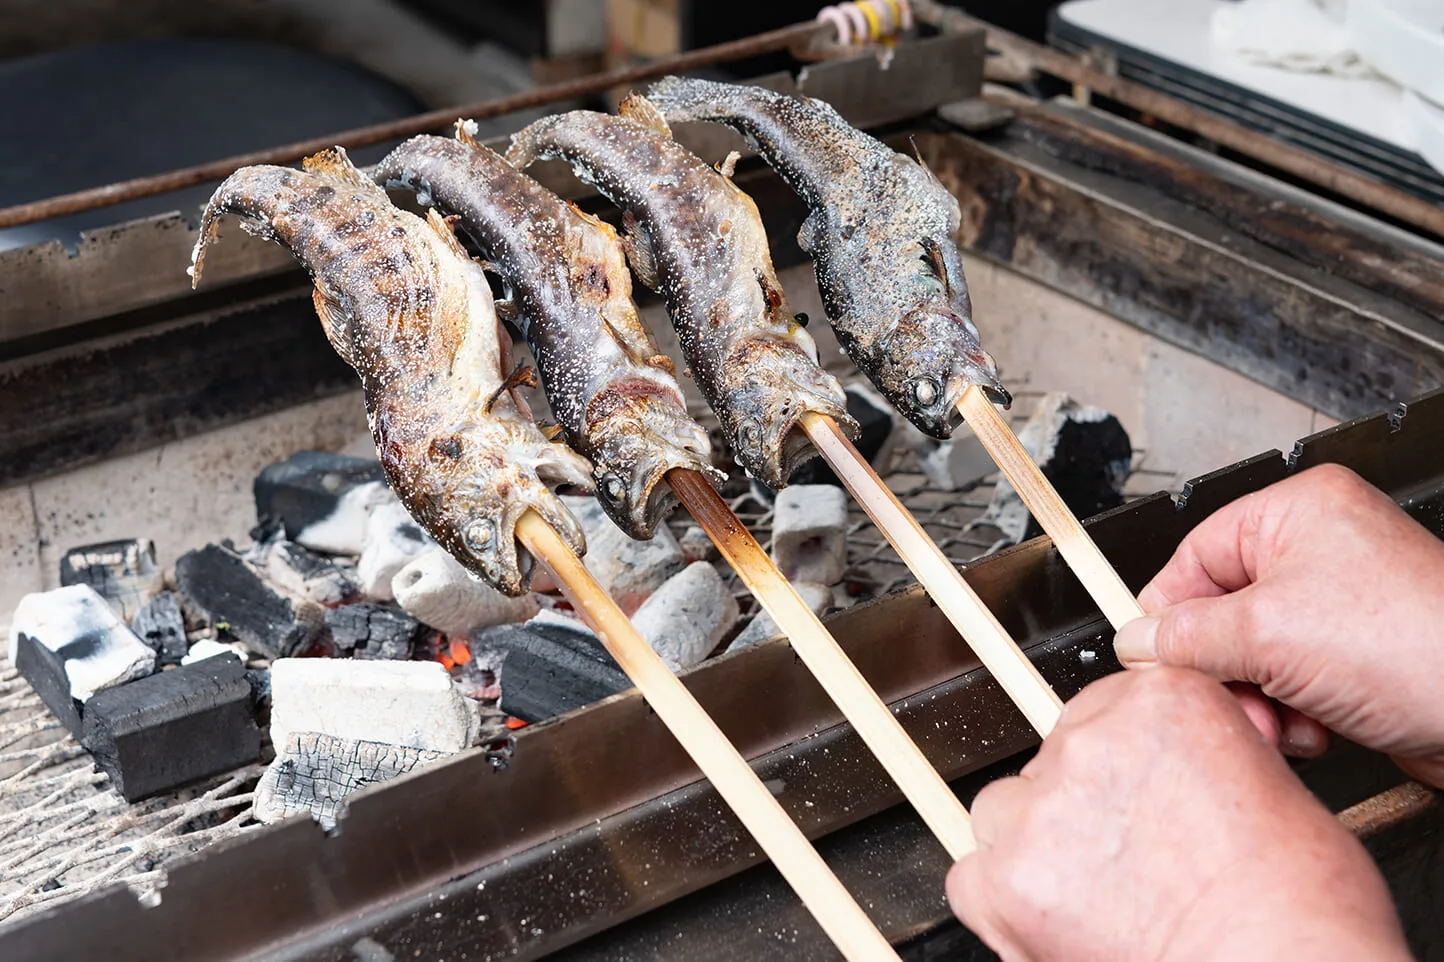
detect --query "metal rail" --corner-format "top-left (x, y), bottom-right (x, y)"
top-left (0, 21), bottom-right (827, 230)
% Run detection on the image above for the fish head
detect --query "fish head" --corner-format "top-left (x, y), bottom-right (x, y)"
top-left (869, 304), bottom-right (1010, 439)
top-left (393, 422), bottom-right (593, 596)
top-left (722, 339), bottom-right (855, 489)
top-left (585, 379), bottom-right (718, 538)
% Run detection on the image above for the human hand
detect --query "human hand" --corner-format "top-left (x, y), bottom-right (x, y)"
top-left (947, 668), bottom-right (1410, 962)
top-left (1114, 464), bottom-right (1444, 786)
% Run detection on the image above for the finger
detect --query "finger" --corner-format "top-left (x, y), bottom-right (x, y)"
top-left (968, 774), bottom-right (1035, 851)
top-left (946, 853), bottom-right (1021, 959)
top-left (1114, 590), bottom-right (1269, 685)
top-left (1279, 707), bottom-right (1330, 757)
top-left (1227, 682), bottom-right (1282, 748)
top-left (1139, 491), bottom-right (1269, 610)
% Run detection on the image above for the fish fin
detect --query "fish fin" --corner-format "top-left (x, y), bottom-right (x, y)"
top-left (484, 361), bottom-right (540, 414)
top-left (454, 118), bottom-right (480, 147)
top-left (716, 150), bottom-right (740, 179)
top-left (618, 93), bottom-right (673, 138)
top-left (918, 236), bottom-right (953, 298)
top-left (797, 210), bottom-right (823, 256)
top-left (619, 211), bottom-right (660, 291)
top-left (425, 208), bottom-right (474, 263)
top-left (539, 421), bottom-right (565, 441)
top-left (311, 287), bottom-right (357, 368)
top-left (909, 136), bottom-right (942, 186)
top-left (302, 147), bottom-right (383, 195)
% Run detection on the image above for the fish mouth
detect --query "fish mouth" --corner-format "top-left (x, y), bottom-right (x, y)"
top-left (940, 361), bottom-right (1012, 436)
top-left (761, 386), bottom-right (859, 488)
top-left (627, 440), bottom-right (723, 539)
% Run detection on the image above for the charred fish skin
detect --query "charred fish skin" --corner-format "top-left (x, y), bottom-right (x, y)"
top-left (374, 129), bottom-right (718, 540)
top-left (506, 100), bottom-right (856, 491)
top-left (190, 147), bottom-right (593, 595)
top-left (647, 76), bottom-right (1011, 440)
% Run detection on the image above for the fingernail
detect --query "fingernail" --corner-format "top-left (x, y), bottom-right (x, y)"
top-left (1283, 723), bottom-right (1329, 757)
top-left (1113, 616), bottom-right (1160, 666)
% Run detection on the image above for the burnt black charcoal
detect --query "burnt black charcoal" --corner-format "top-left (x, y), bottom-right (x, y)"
top-left (11, 585), bottom-right (157, 736)
top-left (325, 603), bottom-right (423, 660)
top-left (253, 451), bottom-right (386, 552)
top-left (175, 545), bottom-right (321, 659)
top-left (261, 540), bottom-right (362, 607)
top-left (80, 654), bottom-right (261, 802)
top-left (131, 591), bottom-right (188, 665)
top-left (480, 622), bottom-right (628, 723)
top-left (757, 384), bottom-right (896, 496)
top-left (59, 538), bottom-right (163, 621)
top-left (246, 668), bottom-right (272, 712)
top-left (14, 630), bottom-right (84, 736)
top-left (1025, 413), bottom-right (1132, 541)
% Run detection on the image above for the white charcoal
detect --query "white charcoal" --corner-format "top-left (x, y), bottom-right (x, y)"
top-left (270, 657), bottom-right (478, 753)
top-left (562, 495), bottom-right (685, 613)
top-left (630, 562), bottom-right (739, 670)
top-left (357, 501), bottom-right (431, 601)
top-left (770, 484), bottom-right (849, 585)
top-left (392, 547), bottom-right (538, 636)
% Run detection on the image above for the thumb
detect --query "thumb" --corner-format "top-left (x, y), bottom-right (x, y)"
top-left (1114, 591), bottom-right (1268, 686)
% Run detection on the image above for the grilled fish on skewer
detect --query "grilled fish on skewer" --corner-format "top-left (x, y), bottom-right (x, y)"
top-left (375, 125), bottom-right (719, 539)
top-left (647, 76), bottom-right (1011, 439)
top-left (507, 97), bottom-right (856, 491)
top-left (189, 147), bottom-right (593, 595)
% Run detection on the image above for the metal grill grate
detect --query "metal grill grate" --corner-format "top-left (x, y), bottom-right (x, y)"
top-left (0, 396), bottom-right (1169, 928)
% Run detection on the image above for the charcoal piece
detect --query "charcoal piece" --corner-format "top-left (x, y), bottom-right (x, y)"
top-left (79, 653), bottom-right (261, 801)
top-left (130, 591), bottom-right (188, 665)
top-left (325, 603), bottom-right (423, 660)
top-left (175, 544), bottom-right (322, 659)
top-left (480, 621), bottom-right (629, 723)
top-left (59, 538), bottom-right (164, 621)
top-left (253, 451), bottom-right (389, 555)
top-left (246, 668), bottom-right (272, 712)
top-left (975, 393), bottom-right (1133, 545)
top-left (756, 383), bottom-right (897, 497)
top-left (9, 585), bottom-right (157, 736)
top-left (258, 540), bottom-right (362, 607)
top-left (253, 732), bottom-right (447, 829)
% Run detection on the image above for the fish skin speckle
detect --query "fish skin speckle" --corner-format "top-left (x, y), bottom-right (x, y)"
top-left (647, 76), bottom-right (1011, 440)
top-left (189, 146), bottom-right (592, 594)
top-left (507, 101), bottom-right (855, 489)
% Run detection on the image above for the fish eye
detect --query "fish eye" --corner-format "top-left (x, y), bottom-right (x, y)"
top-left (464, 518), bottom-right (495, 553)
top-left (912, 377), bottom-right (940, 408)
top-left (600, 473), bottom-right (627, 504)
top-left (793, 312), bottom-right (809, 327)
top-left (736, 418), bottom-right (762, 453)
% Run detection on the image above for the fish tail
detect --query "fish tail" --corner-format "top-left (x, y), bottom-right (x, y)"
top-left (645, 75), bottom-right (775, 125)
top-left (188, 166), bottom-right (291, 288)
top-left (505, 115), bottom-right (568, 169)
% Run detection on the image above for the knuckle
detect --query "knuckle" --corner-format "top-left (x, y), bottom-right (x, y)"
top-left (1300, 462), bottom-right (1370, 503)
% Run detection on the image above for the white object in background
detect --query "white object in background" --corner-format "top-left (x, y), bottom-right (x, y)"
top-left (1348, 0), bottom-right (1444, 106)
top-left (1405, 89), bottom-right (1444, 177)
top-left (1211, 0), bottom-right (1373, 75)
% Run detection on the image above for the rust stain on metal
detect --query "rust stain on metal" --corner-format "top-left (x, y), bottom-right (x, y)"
top-left (1338, 781), bottom-right (1438, 840)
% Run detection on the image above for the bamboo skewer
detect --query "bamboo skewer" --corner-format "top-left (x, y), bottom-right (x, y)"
top-left (667, 468), bottom-right (978, 860)
top-left (514, 510), bottom-right (901, 962)
top-left (956, 386), bottom-right (1146, 630)
top-left (800, 413), bottom-right (1065, 737)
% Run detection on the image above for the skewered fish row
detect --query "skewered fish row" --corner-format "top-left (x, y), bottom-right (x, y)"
top-left (374, 124), bottom-right (720, 541)
top-left (507, 96), bottom-right (857, 491)
top-left (189, 147), bottom-right (593, 595)
top-left (647, 75), bottom-right (1011, 439)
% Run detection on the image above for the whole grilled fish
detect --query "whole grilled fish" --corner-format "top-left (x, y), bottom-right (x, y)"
top-left (374, 126), bottom-right (718, 540)
top-left (189, 147), bottom-right (592, 595)
top-left (647, 76), bottom-right (1011, 440)
top-left (507, 97), bottom-right (856, 490)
